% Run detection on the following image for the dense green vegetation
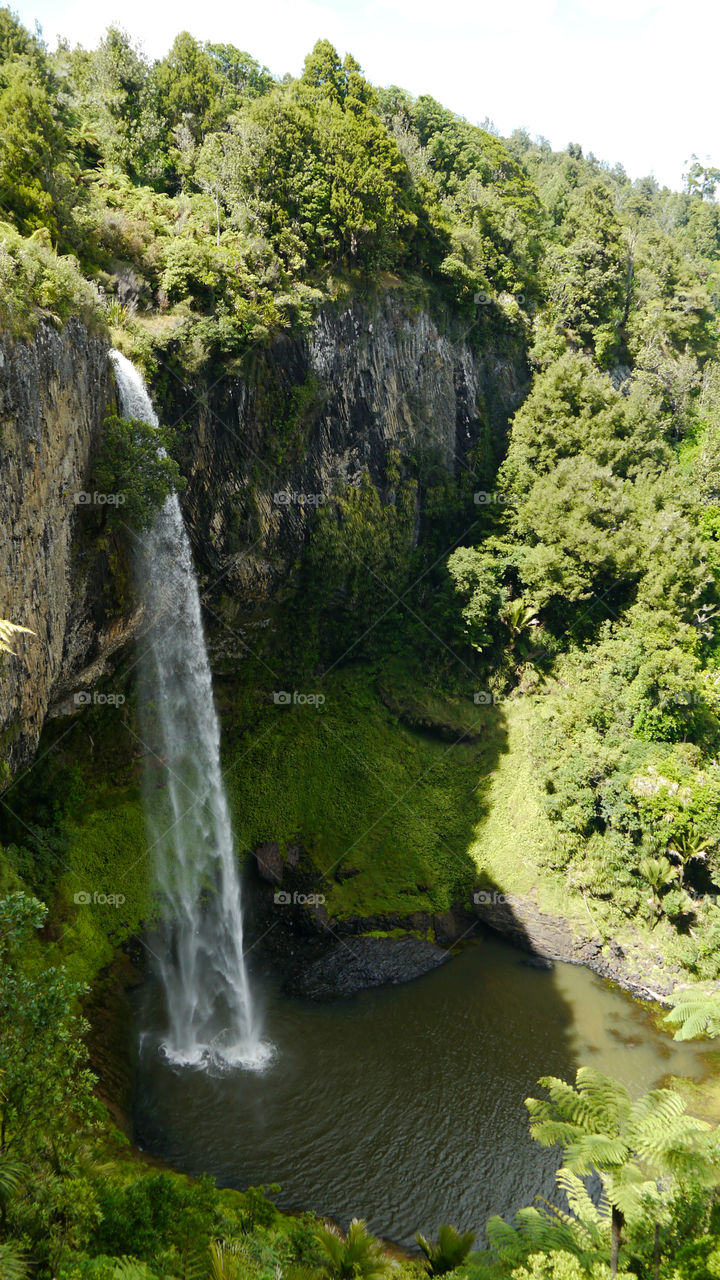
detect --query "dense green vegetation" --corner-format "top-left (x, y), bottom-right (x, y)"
top-left (4, 3), bottom-right (720, 1277)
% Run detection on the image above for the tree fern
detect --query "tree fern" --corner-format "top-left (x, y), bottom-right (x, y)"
top-left (523, 1069), bottom-right (719, 1278)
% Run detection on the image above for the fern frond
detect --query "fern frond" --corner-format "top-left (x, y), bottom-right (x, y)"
top-left (664, 992), bottom-right (720, 1041)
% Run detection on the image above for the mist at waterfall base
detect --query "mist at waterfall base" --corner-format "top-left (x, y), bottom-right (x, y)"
top-left (110, 350), bottom-right (271, 1071)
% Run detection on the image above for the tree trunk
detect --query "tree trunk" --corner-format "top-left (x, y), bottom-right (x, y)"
top-left (611, 1205), bottom-right (624, 1280)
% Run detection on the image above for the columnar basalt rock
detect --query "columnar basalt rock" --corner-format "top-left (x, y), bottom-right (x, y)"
top-left (170, 295), bottom-right (527, 643)
top-left (0, 320), bottom-right (116, 773)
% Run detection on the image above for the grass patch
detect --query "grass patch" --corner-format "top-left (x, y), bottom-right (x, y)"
top-left (465, 695), bottom-right (584, 922)
top-left (222, 665), bottom-right (510, 918)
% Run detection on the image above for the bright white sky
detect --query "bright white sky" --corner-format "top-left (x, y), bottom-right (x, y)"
top-left (15, 0), bottom-right (719, 191)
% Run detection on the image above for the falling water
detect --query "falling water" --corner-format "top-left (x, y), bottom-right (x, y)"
top-left (110, 350), bottom-right (270, 1070)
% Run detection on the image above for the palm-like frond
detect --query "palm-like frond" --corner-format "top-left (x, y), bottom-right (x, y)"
top-left (574, 1069), bottom-right (631, 1132)
top-left (0, 1241), bottom-right (28, 1280)
top-left (486, 1195), bottom-right (605, 1274)
top-left (416, 1224), bottom-right (476, 1275)
top-left (528, 1070), bottom-right (632, 1152)
top-left (209, 1239), bottom-right (248, 1280)
top-left (0, 1153), bottom-right (24, 1206)
top-left (563, 1134), bottom-right (628, 1174)
top-left (317, 1219), bottom-right (389, 1280)
top-left (525, 1064), bottom-right (720, 1252)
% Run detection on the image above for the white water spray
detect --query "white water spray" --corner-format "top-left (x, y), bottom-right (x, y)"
top-left (110, 350), bottom-right (270, 1070)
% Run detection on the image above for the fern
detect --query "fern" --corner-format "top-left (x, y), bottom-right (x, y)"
top-left (523, 1068), bottom-right (719, 1278)
top-left (112, 1260), bottom-right (156, 1280)
top-left (664, 991), bottom-right (720, 1041)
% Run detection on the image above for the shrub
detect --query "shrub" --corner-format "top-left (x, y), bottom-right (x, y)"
top-left (92, 415), bottom-right (186, 530)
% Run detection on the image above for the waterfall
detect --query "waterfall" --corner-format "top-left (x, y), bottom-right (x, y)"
top-left (110, 350), bottom-right (270, 1070)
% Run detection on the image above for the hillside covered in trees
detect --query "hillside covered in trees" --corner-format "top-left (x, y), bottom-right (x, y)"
top-left (4, 5), bottom-right (720, 1279)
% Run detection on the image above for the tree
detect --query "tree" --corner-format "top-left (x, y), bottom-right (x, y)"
top-left (445, 545), bottom-right (508, 654)
top-left (544, 181), bottom-right (626, 360)
top-left (487, 1167), bottom-right (614, 1273)
top-left (499, 352), bottom-right (669, 500)
top-left (0, 1240), bottom-right (28, 1280)
top-left (0, 61), bottom-right (66, 239)
top-left (154, 32), bottom-right (223, 144)
top-left (684, 156), bottom-right (720, 201)
top-left (0, 893), bottom-right (99, 1164)
top-left (525, 1069), bottom-right (717, 1278)
top-left (416, 1224), bottom-right (476, 1274)
top-left (0, 894), bottom-right (101, 1273)
top-left (317, 1219), bottom-right (390, 1280)
top-left (0, 7), bottom-right (45, 67)
top-left (205, 43), bottom-right (274, 100)
top-left (316, 94), bottom-right (414, 265)
top-left (92, 414), bottom-right (186, 531)
top-left (500, 598), bottom-right (538, 654)
top-left (639, 854), bottom-right (677, 926)
top-left (300, 39), bottom-right (344, 103)
top-left (665, 989), bottom-right (720, 1041)
top-left (667, 827), bottom-right (713, 888)
top-left (64, 27), bottom-right (164, 181)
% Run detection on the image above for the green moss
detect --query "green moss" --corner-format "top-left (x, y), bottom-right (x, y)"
top-left (222, 665), bottom-right (509, 918)
top-left (361, 927), bottom-right (433, 940)
top-left (55, 796), bottom-right (152, 983)
top-left (0, 694), bottom-right (150, 986)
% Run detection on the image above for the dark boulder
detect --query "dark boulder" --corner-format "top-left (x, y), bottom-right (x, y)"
top-left (284, 935), bottom-right (449, 1000)
top-left (255, 841), bottom-right (284, 885)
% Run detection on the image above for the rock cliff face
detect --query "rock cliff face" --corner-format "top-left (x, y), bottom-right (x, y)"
top-left (167, 295), bottom-right (527, 611)
top-left (0, 320), bottom-right (118, 773)
top-left (0, 294), bottom-right (527, 774)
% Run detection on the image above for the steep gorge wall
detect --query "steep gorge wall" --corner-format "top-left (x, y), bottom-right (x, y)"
top-left (168, 296), bottom-right (527, 636)
top-left (0, 294), bottom-right (527, 775)
top-left (0, 320), bottom-right (121, 773)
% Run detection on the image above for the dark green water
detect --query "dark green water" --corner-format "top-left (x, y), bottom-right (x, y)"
top-left (134, 935), bottom-right (710, 1247)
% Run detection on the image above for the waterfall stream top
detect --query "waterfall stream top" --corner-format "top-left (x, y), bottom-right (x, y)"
top-left (110, 349), bottom-right (271, 1071)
